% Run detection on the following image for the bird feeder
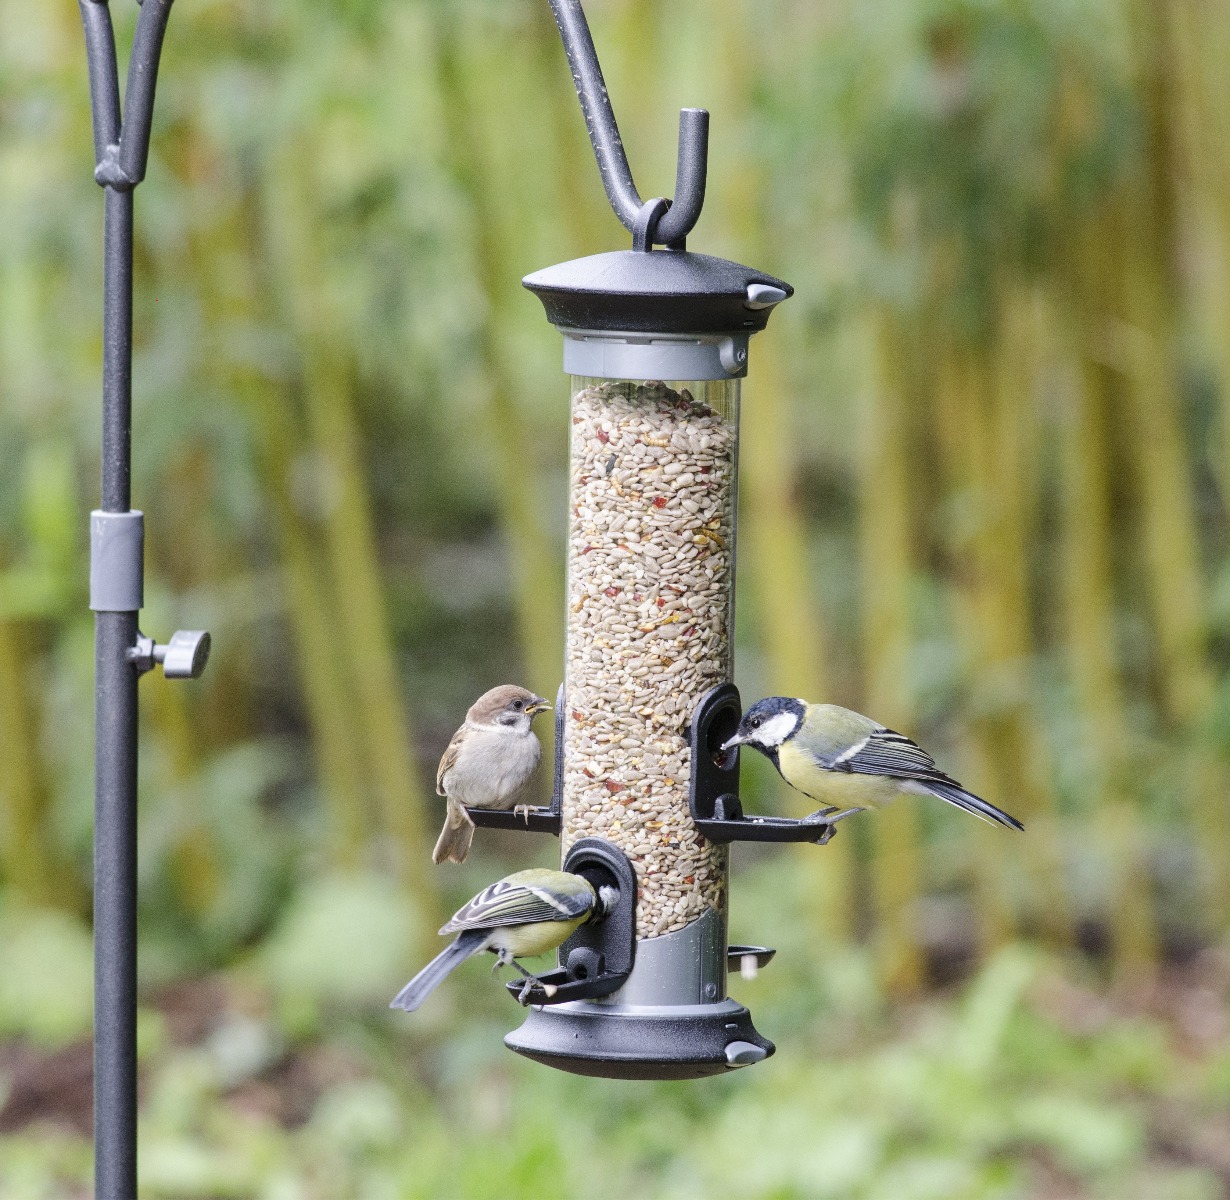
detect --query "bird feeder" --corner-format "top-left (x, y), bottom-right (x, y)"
top-left (472, 0), bottom-right (839, 1080)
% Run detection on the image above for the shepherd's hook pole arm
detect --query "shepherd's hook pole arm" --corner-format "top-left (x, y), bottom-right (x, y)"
top-left (77, 3), bottom-right (181, 1198)
top-left (545, 0), bottom-right (708, 247)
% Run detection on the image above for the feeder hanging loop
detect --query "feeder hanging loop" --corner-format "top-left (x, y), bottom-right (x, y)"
top-left (546, 0), bottom-right (708, 249)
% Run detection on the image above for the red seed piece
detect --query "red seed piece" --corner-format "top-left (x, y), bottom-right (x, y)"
top-left (596, 429), bottom-right (610, 443)
top-left (604, 781), bottom-right (626, 794)
top-left (652, 496), bottom-right (668, 509)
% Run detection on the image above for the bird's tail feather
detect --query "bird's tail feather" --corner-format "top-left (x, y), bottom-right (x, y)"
top-left (390, 928), bottom-right (489, 1012)
top-left (432, 800), bottom-right (476, 864)
top-left (923, 779), bottom-right (1024, 831)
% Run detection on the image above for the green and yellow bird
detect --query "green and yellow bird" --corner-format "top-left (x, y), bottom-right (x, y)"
top-left (390, 868), bottom-right (614, 1011)
top-left (722, 697), bottom-right (1023, 835)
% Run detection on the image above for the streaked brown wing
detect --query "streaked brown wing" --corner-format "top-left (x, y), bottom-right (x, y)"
top-left (435, 725), bottom-right (467, 796)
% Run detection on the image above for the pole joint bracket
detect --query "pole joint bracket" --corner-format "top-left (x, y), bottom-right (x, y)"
top-left (94, 143), bottom-right (139, 190)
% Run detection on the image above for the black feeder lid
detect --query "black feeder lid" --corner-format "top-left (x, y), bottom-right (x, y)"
top-left (523, 248), bottom-right (793, 336)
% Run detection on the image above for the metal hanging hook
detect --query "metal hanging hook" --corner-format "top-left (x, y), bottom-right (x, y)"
top-left (80, 0), bottom-right (175, 191)
top-left (546, 0), bottom-right (708, 249)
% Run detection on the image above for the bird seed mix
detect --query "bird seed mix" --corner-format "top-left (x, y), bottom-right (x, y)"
top-left (563, 379), bottom-right (735, 938)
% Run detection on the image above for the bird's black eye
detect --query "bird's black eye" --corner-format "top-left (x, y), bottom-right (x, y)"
top-left (512, 699), bottom-right (523, 711)
top-left (750, 715), bottom-right (762, 728)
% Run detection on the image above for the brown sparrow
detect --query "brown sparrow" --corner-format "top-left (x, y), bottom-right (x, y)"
top-left (432, 685), bottom-right (551, 864)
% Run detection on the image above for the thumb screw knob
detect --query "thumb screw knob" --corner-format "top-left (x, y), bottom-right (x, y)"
top-left (155, 630), bottom-right (211, 679)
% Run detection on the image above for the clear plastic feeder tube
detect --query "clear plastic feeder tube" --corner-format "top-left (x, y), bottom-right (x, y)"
top-left (563, 375), bottom-right (738, 944)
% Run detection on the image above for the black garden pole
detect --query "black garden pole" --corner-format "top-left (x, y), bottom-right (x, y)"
top-left (78, 3), bottom-right (209, 1195)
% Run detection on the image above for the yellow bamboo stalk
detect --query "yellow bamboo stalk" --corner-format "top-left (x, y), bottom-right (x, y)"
top-left (187, 180), bottom-right (373, 876)
top-left (143, 678), bottom-right (222, 917)
top-left (529, 1), bottom-right (616, 257)
top-left (708, 0), bottom-right (852, 944)
top-left (1124, 0), bottom-right (1230, 923)
top-left (0, 618), bottom-right (63, 908)
top-left (432, 11), bottom-right (564, 737)
top-left (862, 309), bottom-right (925, 992)
top-left (267, 162), bottom-right (435, 877)
top-left (933, 317), bottom-right (1072, 951)
top-left (252, 403), bottom-right (372, 872)
top-left (1114, 211), bottom-right (1230, 918)
top-left (931, 342), bottom-right (1016, 952)
top-left (1116, 228), bottom-right (1214, 725)
top-left (1049, 266), bottom-right (1159, 977)
top-left (1165, 0), bottom-right (1230, 502)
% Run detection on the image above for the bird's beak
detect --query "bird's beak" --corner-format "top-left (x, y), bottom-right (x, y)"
top-left (526, 697), bottom-right (551, 716)
top-left (720, 733), bottom-right (746, 752)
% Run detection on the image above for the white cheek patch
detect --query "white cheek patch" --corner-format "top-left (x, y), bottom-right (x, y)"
top-left (755, 711), bottom-right (800, 747)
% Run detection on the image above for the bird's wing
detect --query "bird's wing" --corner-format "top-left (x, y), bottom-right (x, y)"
top-left (436, 725), bottom-right (467, 796)
top-left (439, 878), bottom-right (593, 935)
top-left (814, 727), bottom-right (950, 784)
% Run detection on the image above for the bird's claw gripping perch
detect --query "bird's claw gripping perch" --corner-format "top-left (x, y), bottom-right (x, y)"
top-left (515, 975), bottom-right (559, 1005)
top-left (802, 806), bottom-right (864, 843)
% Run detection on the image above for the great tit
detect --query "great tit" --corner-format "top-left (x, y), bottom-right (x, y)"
top-left (390, 868), bottom-right (614, 1010)
top-left (432, 685), bottom-right (552, 864)
top-left (722, 697), bottom-right (1023, 833)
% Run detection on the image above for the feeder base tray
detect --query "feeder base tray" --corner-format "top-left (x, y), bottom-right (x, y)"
top-left (504, 997), bottom-right (774, 1080)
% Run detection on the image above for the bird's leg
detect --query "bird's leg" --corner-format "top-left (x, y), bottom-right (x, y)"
top-left (822, 807), bottom-right (866, 825)
top-left (513, 803), bottom-right (533, 823)
top-left (496, 957), bottom-right (559, 1003)
top-left (826, 806), bottom-right (865, 826)
top-left (803, 806), bottom-right (840, 822)
top-left (504, 959), bottom-right (558, 1004)
top-left (802, 806), bottom-right (865, 845)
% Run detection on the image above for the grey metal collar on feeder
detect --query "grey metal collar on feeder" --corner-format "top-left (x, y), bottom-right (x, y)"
top-left (502, 0), bottom-right (799, 1081)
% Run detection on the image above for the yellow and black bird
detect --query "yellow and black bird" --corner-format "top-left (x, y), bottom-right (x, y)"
top-left (722, 697), bottom-right (1023, 834)
top-left (390, 868), bottom-right (614, 1010)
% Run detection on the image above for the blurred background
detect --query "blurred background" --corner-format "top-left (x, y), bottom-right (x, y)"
top-left (2, 0), bottom-right (1230, 1195)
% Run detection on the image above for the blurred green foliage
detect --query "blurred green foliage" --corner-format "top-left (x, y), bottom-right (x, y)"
top-left (2, 0), bottom-right (1230, 1194)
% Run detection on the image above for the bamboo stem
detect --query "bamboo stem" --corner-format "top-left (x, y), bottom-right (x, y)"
top-left (271, 163), bottom-right (435, 876)
top-left (862, 309), bottom-right (925, 991)
top-left (933, 326), bottom-right (1071, 950)
top-left (1052, 285), bottom-right (1160, 978)
top-left (432, 11), bottom-right (564, 742)
top-left (214, 186), bottom-right (374, 874)
top-left (709, 0), bottom-right (852, 944)
top-left (0, 619), bottom-right (62, 907)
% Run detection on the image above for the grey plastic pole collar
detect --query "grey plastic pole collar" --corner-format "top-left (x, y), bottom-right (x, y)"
top-left (89, 510), bottom-right (144, 613)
